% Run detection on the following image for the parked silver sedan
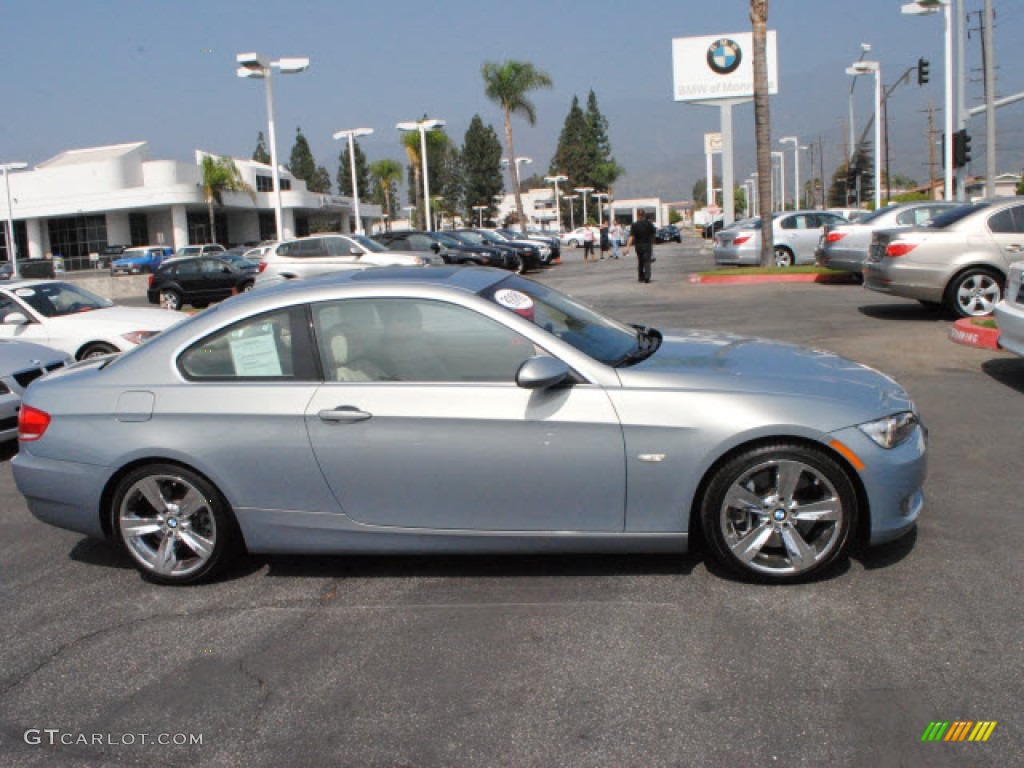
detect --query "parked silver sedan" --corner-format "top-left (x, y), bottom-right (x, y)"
top-left (714, 211), bottom-right (847, 267)
top-left (864, 198), bottom-right (1024, 317)
top-left (13, 267), bottom-right (926, 585)
top-left (993, 261), bottom-right (1024, 357)
top-left (816, 201), bottom-right (960, 276)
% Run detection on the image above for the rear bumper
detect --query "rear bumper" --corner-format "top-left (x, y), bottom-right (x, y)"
top-left (862, 261), bottom-right (944, 302)
top-left (12, 449), bottom-right (109, 538)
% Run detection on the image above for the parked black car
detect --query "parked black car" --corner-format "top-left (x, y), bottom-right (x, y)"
top-left (500, 228), bottom-right (561, 264)
top-left (0, 260), bottom-right (57, 280)
top-left (656, 225), bottom-right (682, 244)
top-left (452, 229), bottom-right (543, 272)
top-left (372, 230), bottom-right (515, 270)
top-left (146, 256), bottom-right (254, 310)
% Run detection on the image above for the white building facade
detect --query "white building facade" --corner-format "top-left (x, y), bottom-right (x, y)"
top-left (0, 142), bottom-right (379, 270)
top-left (494, 190), bottom-right (664, 231)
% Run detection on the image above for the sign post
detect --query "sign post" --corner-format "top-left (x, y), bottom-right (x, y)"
top-left (673, 32), bottom-right (778, 226)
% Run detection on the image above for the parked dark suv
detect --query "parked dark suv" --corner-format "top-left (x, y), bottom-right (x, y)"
top-left (147, 256), bottom-right (254, 310)
top-left (373, 230), bottom-right (518, 270)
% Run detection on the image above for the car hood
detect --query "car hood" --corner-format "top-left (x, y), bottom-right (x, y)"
top-left (0, 339), bottom-right (69, 369)
top-left (44, 306), bottom-right (186, 332)
top-left (618, 330), bottom-right (913, 423)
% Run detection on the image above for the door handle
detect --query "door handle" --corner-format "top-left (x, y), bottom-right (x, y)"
top-left (318, 406), bottom-right (372, 423)
top-left (1006, 244), bottom-right (1023, 252)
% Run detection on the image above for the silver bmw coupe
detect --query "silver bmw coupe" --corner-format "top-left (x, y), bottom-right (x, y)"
top-left (13, 267), bottom-right (926, 585)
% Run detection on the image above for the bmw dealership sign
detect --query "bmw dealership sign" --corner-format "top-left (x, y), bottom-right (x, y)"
top-left (672, 32), bottom-right (778, 102)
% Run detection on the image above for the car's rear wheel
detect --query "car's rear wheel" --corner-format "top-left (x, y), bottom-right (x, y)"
top-left (160, 289), bottom-right (182, 311)
top-left (946, 268), bottom-right (1003, 318)
top-left (79, 342), bottom-right (118, 360)
top-left (700, 443), bottom-right (857, 583)
top-left (112, 464), bottom-right (241, 585)
top-left (773, 247), bottom-right (795, 267)
top-left (516, 257), bottom-right (528, 274)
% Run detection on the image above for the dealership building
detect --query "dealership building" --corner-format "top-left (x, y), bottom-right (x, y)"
top-left (0, 142), bottom-right (379, 270)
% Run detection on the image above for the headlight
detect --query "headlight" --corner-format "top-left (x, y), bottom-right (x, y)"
top-left (858, 411), bottom-right (919, 449)
top-left (121, 331), bottom-right (159, 346)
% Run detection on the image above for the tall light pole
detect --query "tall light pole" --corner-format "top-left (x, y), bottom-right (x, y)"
top-left (1, 162), bottom-right (27, 278)
top-left (237, 52), bottom-right (310, 243)
top-left (501, 157), bottom-right (532, 228)
top-left (397, 118), bottom-right (446, 231)
top-left (574, 187), bottom-right (593, 225)
top-left (780, 137), bottom-right (800, 210)
top-left (848, 43), bottom-right (872, 160)
top-left (563, 195), bottom-right (579, 230)
top-left (473, 205), bottom-right (487, 227)
top-left (592, 192), bottom-right (609, 227)
top-left (771, 152), bottom-right (785, 211)
top-left (847, 60), bottom-right (882, 209)
top-left (544, 174), bottom-right (568, 232)
top-left (332, 127), bottom-right (373, 235)
top-left (902, 0), bottom-right (953, 200)
top-left (402, 206), bottom-right (416, 230)
top-left (749, 173), bottom-right (760, 217)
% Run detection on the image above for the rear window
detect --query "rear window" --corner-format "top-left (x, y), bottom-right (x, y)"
top-left (927, 203), bottom-right (990, 229)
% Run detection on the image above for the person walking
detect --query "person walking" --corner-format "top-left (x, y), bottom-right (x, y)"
top-left (582, 224), bottom-right (596, 262)
top-left (608, 220), bottom-right (623, 259)
top-left (623, 210), bottom-right (657, 283)
top-left (599, 224), bottom-right (609, 259)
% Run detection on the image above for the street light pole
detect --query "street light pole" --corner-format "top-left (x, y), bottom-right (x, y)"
top-left (1, 162), bottom-right (27, 278)
top-left (332, 127), bottom-right (374, 235)
top-left (397, 118), bottom-right (446, 231)
top-left (574, 187), bottom-right (593, 225)
top-left (544, 175), bottom-right (568, 233)
top-left (237, 52), bottom-right (310, 243)
top-left (902, 0), bottom-right (953, 200)
top-left (593, 193), bottom-right (609, 227)
top-left (473, 205), bottom-right (487, 227)
top-left (563, 195), bottom-right (579, 230)
top-left (771, 152), bottom-right (784, 211)
top-left (780, 137), bottom-right (799, 209)
top-left (848, 43), bottom-right (872, 160)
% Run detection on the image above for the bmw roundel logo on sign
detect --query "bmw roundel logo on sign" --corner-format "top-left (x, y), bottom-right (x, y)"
top-left (706, 38), bottom-right (742, 75)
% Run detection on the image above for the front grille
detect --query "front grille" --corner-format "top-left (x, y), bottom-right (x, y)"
top-left (46, 361), bottom-right (65, 373)
top-left (13, 369), bottom-right (43, 389)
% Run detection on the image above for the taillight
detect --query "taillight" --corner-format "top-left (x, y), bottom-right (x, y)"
top-left (825, 231), bottom-right (847, 243)
top-left (258, 262), bottom-right (267, 273)
top-left (18, 405), bottom-right (51, 442)
top-left (886, 242), bottom-right (918, 257)
top-left (148, 274), bottom-right (155, 287)
top-left (733, 235), bottom-right (751, 245)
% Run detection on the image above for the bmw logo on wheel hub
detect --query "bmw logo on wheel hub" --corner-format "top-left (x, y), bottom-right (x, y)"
top-left (707, 38), bottom-right (742, 75)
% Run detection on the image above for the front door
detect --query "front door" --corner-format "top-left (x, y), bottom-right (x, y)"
top-left (304, 297), bottom-right (626, 532)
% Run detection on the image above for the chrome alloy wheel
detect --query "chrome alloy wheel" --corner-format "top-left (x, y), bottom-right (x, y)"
top-left (118, 474), bottom-right (217, 579)
top-left (718, 458), bottom-right (844, 577)
top-left (954, 272), bottom-right (1001, 317)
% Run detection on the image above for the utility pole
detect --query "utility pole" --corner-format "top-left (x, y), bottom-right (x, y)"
top-left (884, 85), bottom-right (891, 202)
top-left (982, 0), bottom-right (996, 199)
top-left (818, 134), bottom-right (826, 208)
top-left (928, 101), bottom-right (937, 199)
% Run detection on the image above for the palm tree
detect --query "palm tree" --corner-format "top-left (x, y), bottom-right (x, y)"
top-left (751, 0), bottom-right (775, 266)
top-left (482, 60), bottom-right (553, 229)
top-left (369, 158), bottom-right (403, 231)
top-left (201, 155), bottom-right (255, 244)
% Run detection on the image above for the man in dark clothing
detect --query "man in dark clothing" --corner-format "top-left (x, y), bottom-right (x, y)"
top-left (623, 210), bottom-right (657, 283)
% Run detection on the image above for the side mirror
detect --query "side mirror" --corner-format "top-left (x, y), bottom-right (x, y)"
top-left (3, 312), bottom-right (29, 326)
top-left (516, 356), bottom-right (573, 390)
top-left (349, 248), bottom-right (363, 257)
top-left (431, 243), bottom-right (441, 252)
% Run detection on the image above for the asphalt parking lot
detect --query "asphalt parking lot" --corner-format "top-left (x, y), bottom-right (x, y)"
top-left (2, 235), bottom-right (1021, 767)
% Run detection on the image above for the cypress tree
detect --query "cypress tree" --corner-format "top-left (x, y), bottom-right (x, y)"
top-left (252, 131), bottom-right (271, 165)
top-left (461, 115), bottom-right (504, 222)
top-left (337, 141), bottom-right (370, 198)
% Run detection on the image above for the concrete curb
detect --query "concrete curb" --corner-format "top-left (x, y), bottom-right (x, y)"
top-left (949, 318), bottom-right (1001, 350)
top-left (687, 272), bottom-right (858, 285)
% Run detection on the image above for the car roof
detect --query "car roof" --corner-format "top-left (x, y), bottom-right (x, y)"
top-left (252, 265), bottom-right (507, 302)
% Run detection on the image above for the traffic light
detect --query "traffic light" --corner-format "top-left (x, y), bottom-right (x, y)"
top-left (917, 57), bottom-right (930, 86)
top-left (953, 129), bottom-right (972, 168)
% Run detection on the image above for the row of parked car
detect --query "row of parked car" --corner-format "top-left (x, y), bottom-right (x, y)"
top-left (710, 197), bottom-right (1024, 358)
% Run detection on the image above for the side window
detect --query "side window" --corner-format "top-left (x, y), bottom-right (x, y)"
top-left (176, 260), bottom-right (200, 276)
top-left (780, 216), bottom-right (798, 230)
top-left (312, 298), bottom-right (540, 383)
top-left (896, 209), bottom-right (917, 226)
top-left (325, 238), bottom-right (356, 257)
top-left (0, 295), bottom-right (20, 321)
top-left (179, 306), bottom-right (316, 381)
top-left (406, 234), bottom-right (434, 251)
top-left (200, 259), bottom-right (225, 274)
top-left (988, 206), bottom-right (1024, 234)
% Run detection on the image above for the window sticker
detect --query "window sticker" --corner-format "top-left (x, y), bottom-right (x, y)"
top-left (494, 288), bottom-right (535, 321)
top-left (14, 289), bottom-right (36, 297)
top-left (229, 332), bottom-right (282, 376)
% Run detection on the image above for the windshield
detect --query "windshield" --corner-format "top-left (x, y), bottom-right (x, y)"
top-left (433, 233), bottom-right (464, 247)
top-left (457, 231), bottom-right (485, 244)
top-left (927, 203), bottom-right (990, 229)
top-left (480, 275), bottom-right (648, 366)
top-left (349, 234), bottom-right (388, 252)
top-left (11, 281), bottom-right (113, 317)
top-left (120, 248), bottom-right (149, 259)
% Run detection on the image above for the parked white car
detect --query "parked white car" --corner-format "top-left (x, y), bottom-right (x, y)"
top-left (714, 211), bottom-right (848, 267)
top-left (994, 261), bottom-right (1024, 357)
top-left (257, 234), bottom-right (432, 283)
top-left (559, 227), bottom-right (597, 248)
top-left (0, 280), bottom-right (185, 359)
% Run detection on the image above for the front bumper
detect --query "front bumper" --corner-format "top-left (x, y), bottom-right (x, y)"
top-left (826, 424), bottom-right (927, 546)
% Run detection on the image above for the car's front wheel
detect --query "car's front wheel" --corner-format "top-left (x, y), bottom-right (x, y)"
top-left (946, 268), bottom-right (1003, 318)
top-left (700, 443), bottom-right (857, 582)
top-left (78, 342), bottom-right (118, 360)
top-left (112, 464), bottom-right (241, 585)
top-left (160, 289), bottom-right (182, 311)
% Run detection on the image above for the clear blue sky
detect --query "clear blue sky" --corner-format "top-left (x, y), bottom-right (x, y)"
top-left (4, 0), bottom-right (1022, 201)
